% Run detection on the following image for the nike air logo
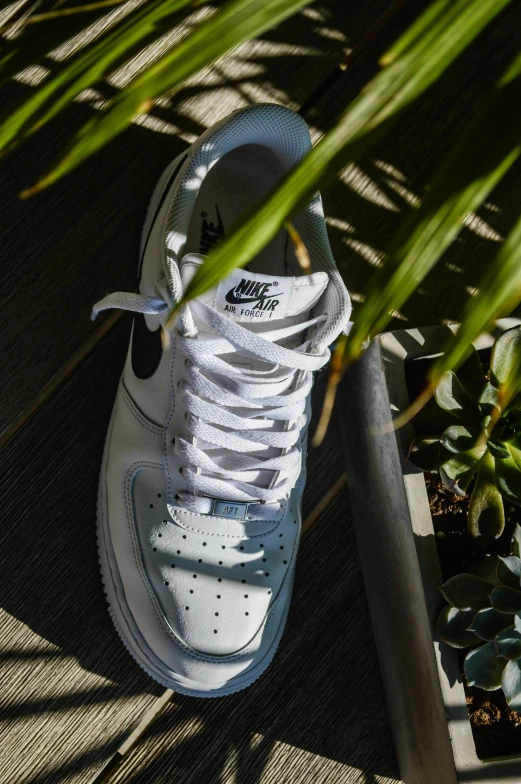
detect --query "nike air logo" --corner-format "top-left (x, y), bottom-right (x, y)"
top-left (199, 204), bottom-right (224, 253)
top-left (225, 279), bottom-right (280, 311)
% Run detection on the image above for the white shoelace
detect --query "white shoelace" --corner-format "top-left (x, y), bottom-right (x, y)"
top-left (93, 291), bottom-right (331, 521)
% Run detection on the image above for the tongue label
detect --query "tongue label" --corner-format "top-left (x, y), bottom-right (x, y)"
top-left (215, 269), bottom-right (294, 322)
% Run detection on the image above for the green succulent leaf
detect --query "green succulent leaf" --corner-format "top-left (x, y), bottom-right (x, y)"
top-left (490, 586), bottom-right (521, 614)
top-left (495, 626), bottom-right (521, 660)
top-left (435, 371), bottom-right (481, 424)
top-left (437, 606), bottom-right (480, 648)
top-left (490, 326), bottom-right (521, 388)
top-left (457, 348), bottom-right (487, 402)
top-left (439, 444), bottom-right (486, 495)
top-left (502, 659), bottom-right (521, 710)
top-left (515, 614), bottom-right (521, 633)
top-left (440, 425), bottom-right (479, 454)
top-left (465, 641), bottom-right (508, 690)
top-left (495, 456), bottom-right (521, 505)
top-left (497, 556), bottom-right (521, 591)
top-left (407, 436), bottom-right (450, 471)
top-left (467, 607), bottom-right (514, 641)
top-left (440, 574), bottom-right (494, 610)
top-left (468, 450), bottom-right (505, 545)
top-left (507, 438), bottom-right (521, 473)
top-left (488, 439), bottom-right (511, 460)
top-left (512, 525), bottom-right (521, 559)
top-left (478, 382), bottom-right (501, 416)
top-left (468, 556), bottom-right (501, 586)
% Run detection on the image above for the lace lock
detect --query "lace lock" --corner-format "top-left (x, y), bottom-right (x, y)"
top-left (209, 498), bottom-right (260, 520)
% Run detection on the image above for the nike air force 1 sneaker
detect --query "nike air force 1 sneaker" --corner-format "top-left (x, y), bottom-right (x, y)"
top-left (94, 104), bottom-right (351, 696)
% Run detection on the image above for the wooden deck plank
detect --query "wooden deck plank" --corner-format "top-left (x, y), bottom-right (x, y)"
top-left (0, 317), bottom-right (169, 784)
top-left (0, 0), bottom-right (396, 439)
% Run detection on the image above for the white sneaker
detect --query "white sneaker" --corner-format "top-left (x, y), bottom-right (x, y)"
top-left (94, 104), bottom-right (351, 697)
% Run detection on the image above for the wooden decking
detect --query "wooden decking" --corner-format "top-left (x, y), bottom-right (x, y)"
top-left (1, 1), bottom-right (520, 781)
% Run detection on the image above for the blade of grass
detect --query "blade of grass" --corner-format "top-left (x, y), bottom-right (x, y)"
top-left (23, 0), bottom-right (315, 193)
top-left (165, 0), bottom-right (512, 323)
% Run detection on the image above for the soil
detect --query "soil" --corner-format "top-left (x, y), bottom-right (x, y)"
top-left (406, 355), bottom-right (521, 761)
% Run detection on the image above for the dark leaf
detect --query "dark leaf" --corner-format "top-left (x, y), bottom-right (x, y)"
top-left (490, 586), bottom-right (521, 614)
top-left (407, 436), bottom-right (449, 471)
top-left (464, 641), bottom-right (507, 690)
top-left (440, 424), bottom-right (479, 454)
top-left (467, 607), bottom-right (513, 641)
top-left (495, 625), bottom-right (521, 660)
top-left (435, 371), bottom-right (481, 423)
top-left (502, 659), bottom-right (521, 710)
top-left (440, 574), bottom-right (494, 611)
top-left (437, 606), bottom-right (480, 649)
top-left (497, 556), bottom-right (521, 591)
top-left (490, 325), bottom-right (521, 387)
top-left (495, 456), bottom-right (521, 505)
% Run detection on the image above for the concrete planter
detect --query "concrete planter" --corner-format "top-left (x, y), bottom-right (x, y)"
top-left (338, 319), bottom-right (521, 784)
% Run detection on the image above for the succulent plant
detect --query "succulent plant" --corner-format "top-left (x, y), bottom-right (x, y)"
top-left (438, 524), bottom-right (521, 710)
top-left (408, 325), bottom-right (521, 547)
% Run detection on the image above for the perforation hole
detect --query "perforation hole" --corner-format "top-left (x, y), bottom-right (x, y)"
top-left (158, 494), bottom-right (162, 498)
top-left (193, 574), bottom-right (197, 579)
top-left (190, 589), bottom-right (194, 594)
top-left (262, 558), bottom-right (267, 563)
top-left (239, 546), bottom-right (244, 551)
top-left (244, 594), bottom-right (248, 599)
top-left (215, 612), bottom-right (219, 616)
top-left (183, 535), bottom-right (187, 539)
top-left (177, 550), bottom-right (181, 554)
top-left (217, 595), bottom-right (221, 599)
top-left (185, 606), bottom-right (189, 610)
top-left (218, 561), bottom-right (223, 565)
top-left (203, 542), bottom-right (207, 547)
top-left (218, 578), bottom-right (222, 582)
top-left (241, 579), bottom-right (246, 584)
top-left (149, 504), bottom-right (154, 509)
top-left (158, 533), bottom-right (162, 538)
top-left (245, 612), bottom-right (249, 616)
top-left (283, 560), bottom-right (287, 564)
top-left (171, 564), bottom-right (176, 568)
top-left (214, 630), bottom-right (218, 634)
top-left (265, 572), bottom-right (269, 577)
top-left (280, 546), bottom-right (284, 550)
top-left (164, 581), bottom-right (169, 586)
top-left (153, 547), bottom-right (157, 552)
top-left (198, 559), bottom-right (202, 563)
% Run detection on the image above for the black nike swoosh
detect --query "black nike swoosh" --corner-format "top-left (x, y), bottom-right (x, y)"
top-left (132, 153), bottom-right (187, 380)
top-left (131, 313), bottom-right (163, 380)
top-left (225, 291), bottom-right (279, 305)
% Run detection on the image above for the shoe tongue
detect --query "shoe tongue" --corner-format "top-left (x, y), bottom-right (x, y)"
top-left (180, 253), bottom-right (328, 325)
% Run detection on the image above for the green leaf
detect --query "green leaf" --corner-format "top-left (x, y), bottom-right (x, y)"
top-left (490, 586), bottom-right (521, 614)
top-left (495, 626), bottom-right (521, 660)
top-left (488, 439), bottom-right (511, 459)
top-left (468, 556), bottom-right (501, 586)
top-left (457, 347), bottom-right (487, 402)
top-left (439, 444), bottom-right (486, 495)
top-left (512, 524), bottom-right (521, 559)
top-left (468, 607), bottom-right (513, 641)
top-left (440, 425), bottom-right (479, 454)
top-left (432, 215), bottom-right (521, 396)
top-left (437, 606), bottom-right (480, 648)
top-left (515, 614), bottom-right (521, 633)
top-left (435, 372), bottom-right (481, 423)
top-left (490, 326), bottom-right (521, 388)
top-left (468, 450), bottom-right (505, 545)
top-left (497, 556), bottom-right (521, 591)
top-left (440, 574), bottom-right (494, 610)
top-left (495, 456), bottom-right (521, 504)
top-left (465, 641), bottom-right (507, 690)
top-left (343, 39), bottom-right (521, 364)
top-left (478, 382), bottom-right (501, 416)
top-left (407, 436), bottom-right (450, 471)
top-left (507, 438), bottom-right (521, 473)
top-left (502, 659), bottom-right (521, 710)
